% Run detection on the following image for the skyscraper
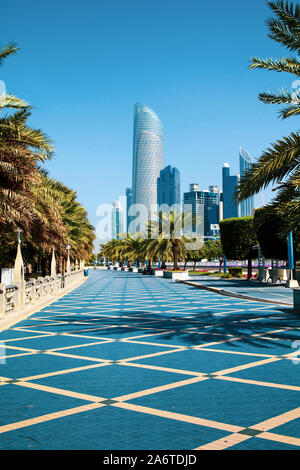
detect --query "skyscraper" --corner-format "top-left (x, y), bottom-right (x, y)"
top-left (111, 200), bottom-right (123, 239)
top-left (126, 187), bottom-right (133, 233)
top-left (239, 147), bottom-right (255, 217)
top-left (183, 184), bottom-right (205, 237)
top-left (222, 163), bottom-right (239, 219)
top-left (130, 102), bottom-right (164, 233)
top-left (157, 165), bottom-right (180, 208)
top-left (183, 184), bottom-right (220, 237)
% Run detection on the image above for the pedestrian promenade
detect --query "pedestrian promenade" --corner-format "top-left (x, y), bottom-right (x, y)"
top-left (0, 270), bottom-right (300, 450)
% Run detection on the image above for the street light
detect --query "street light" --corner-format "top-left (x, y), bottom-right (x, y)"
top-left (16, 227), bottom-right (22, 245)
top-left (66, 244), bottom-right (71, 273)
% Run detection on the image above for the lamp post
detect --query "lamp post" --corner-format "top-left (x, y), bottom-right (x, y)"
top-left (51, 247), bottom-right (56, 277)
top-left (287, 231), bottom-right (299, 288)
top-left (66, 244), bottom-right (71, 273)
top-left (13, 227), bottom-right (24, 283)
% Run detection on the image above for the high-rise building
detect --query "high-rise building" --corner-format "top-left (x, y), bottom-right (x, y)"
top-left (130, 102), bottom-right (164, 233)
top-left (126, 187), bottom-right (133, 233)
top-left (183, 184), bottom-right (220, 237)
top-left (183, 184), bottom-right (204, 237)
top-left (239, 147), bottom-right (255, 217)
top-left (222, 163), bottom-right (239, 219)
top-left (111, 200), bottom-right (123, 239)
top-left (157, 165), bottom-right (180, 208)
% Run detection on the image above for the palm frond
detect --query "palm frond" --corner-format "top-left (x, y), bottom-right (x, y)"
top-left (0, 43), bottom-right (19, 67)
top-left (250, 56), bottom-right (300, 75)
top-left (235, 131), bottom-right (300, 200)
top-left (266, 1), bottom-right (300, 52)
top-left (0, 94), bottom-right (29, 110)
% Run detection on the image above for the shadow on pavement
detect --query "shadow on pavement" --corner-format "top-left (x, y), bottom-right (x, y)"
top-left (26, 306), bottom-right (300, 352)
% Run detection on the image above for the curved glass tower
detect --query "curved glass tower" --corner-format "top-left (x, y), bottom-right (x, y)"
top-left (131, 102), bottom-right (164, 232)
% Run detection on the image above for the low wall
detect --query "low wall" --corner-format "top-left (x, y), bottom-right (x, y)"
top-left (163, 271), bottom-right (189, 281)
top-left (0, 269), bottom-right (84, 319)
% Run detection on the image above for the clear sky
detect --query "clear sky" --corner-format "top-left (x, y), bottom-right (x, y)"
top-left (1, 0), bottom-right (297, 241)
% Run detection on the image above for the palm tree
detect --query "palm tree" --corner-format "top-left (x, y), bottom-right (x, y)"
top-left (158, 210), bottom-right (188, 271)
top-left (0, 43), bottom-right (53, 235)
top-left (235, 1), bottom-right (300, 232)
top-left (0, 43), bottom-right (95, 272)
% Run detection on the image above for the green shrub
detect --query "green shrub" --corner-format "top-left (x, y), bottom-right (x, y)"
top-left (220, 273), bottom-right (231, 278)
top-left (228, 267), bottom-right (243, 277)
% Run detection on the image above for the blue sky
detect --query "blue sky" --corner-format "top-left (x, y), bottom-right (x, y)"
top-left (1, 0), bottom-right (297, 237)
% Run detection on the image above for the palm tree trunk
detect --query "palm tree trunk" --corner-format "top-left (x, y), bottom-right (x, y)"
top-left (59, 255), bottom-right (63, 274)
top-left (172, 239), bottom-right (179, 271)
top-left (247, 258), bottom-right (252, 280)
top-left (161, 259), bottom-right (166, 269)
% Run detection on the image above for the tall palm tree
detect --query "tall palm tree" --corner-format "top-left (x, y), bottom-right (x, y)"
top-left (235, 1), bottom-right (300, 232)
top-left (157, 210), bottom-right (188, 271)
top-left (0, 43), bottom-right (53, 235)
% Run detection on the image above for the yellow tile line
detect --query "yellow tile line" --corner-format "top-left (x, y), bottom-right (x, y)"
top-left (0, 352), bottom-right (36, 360)
top-left (46, 340), bottom-right (113, 352)
top-left (252, 407), bottom-right (300, 432)
top-left (122, 348), bottom-right (186, 363)
top-left (4, 334), bottom-right (54, 342)
top-left (19, 361), bottom-right (110, 382)
top-left (216, 375), bottom-right (300, 392)
top-left (120, 361), bottom-right (204, 377)
top-left (46, 351), bottom-right (111, 363)
top-left (0, 402), bottom-right (104, 435)
top-left (195, 433), bottom-right (251, 450)
top-left (114, 376), bottom-right (208, 402)
top-left (121, 331), bottom-right (176, 340)
top-left (111, 402), bottom-right (243, 433)
top-left (194, 328), bottom-right (289, 349)
top-left (214, 357), bottom-right (282, 377)
top-left (15, 380), bottom-right (106, 402)
top-left (196, 406), bottom-right (300, 450)
top-left (258, 432), bottom-right (300, 448)
top-left (195, 346), bottom-right (276, 358)
top-left (122, 339), bottom-right (184, 349)
top-left (4, 345), bottom-right (40, 353)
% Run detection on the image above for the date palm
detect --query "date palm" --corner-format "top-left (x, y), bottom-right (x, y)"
top-left (0, 43), bottom-right (95, 269)
top-left (0, 44), bottom-right (53, 234)
top-left (235, 1), bottom-right (300, 232)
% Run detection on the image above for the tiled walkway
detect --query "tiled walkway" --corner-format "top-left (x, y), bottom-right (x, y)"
top-left (0, 270), bottom-right (300, 450)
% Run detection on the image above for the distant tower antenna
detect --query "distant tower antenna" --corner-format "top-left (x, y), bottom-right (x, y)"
top-left (261, 193), bottom-right (265, 206)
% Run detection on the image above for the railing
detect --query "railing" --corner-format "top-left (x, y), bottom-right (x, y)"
top-left (0, 269), bottom-right (85, 318)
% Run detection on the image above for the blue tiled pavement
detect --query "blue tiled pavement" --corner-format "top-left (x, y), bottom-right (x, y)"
top-left (0, 269), bottom-right (300, 450)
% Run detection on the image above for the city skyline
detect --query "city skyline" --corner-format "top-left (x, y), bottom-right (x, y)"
top-left (0, 0), bottom-right (293, 234)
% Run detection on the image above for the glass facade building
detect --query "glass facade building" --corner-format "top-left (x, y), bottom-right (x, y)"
top-left (131, 102), bottom-right (164, 233)
top-left (239, 147), bottom-right (255, 217)
top-left (111, 200), bottom-right (123, 239)
top-left (126, 187), bottom-right (133, 233)
top-left (222, 163), bottom-right (239, 219)
top-left (183, 184), bottom-right (220, 237)
top-left (157, 165), bottom-right (180, 208)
